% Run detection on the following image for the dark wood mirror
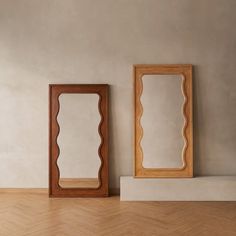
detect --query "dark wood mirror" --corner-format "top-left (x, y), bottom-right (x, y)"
top-left (49, 84), bottom-right (109, 197)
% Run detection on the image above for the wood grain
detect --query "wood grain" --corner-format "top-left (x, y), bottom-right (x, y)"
top-left (134, 65), bottom-right (193, 177)
top-left (0, 190), bottom-right (236, 236)
top-left (59, 178), bottom-right (99, 188)
top-left (49, 84), bottom-right (109, 197)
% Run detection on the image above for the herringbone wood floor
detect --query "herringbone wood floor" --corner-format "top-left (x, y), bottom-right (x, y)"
top-left (0, 190), bottom-right (236, 236)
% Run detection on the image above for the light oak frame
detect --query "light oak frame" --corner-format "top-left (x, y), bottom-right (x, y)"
top-left (49, 84), bottom-right (109, 197)
top-left (134, 65), bottom-right (193, 178)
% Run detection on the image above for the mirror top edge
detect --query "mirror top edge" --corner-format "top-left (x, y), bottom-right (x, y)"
top-left (49, 84), bottom-right (109, 94)
top-left (133, 64), bottom-right (192, 73)
top-left (49, 84), bottom-right (109, 87)
top-left (133, 64), bottom-right (192, 68)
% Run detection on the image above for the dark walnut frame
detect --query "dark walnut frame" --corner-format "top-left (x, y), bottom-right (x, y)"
top-left (49, 84), bottom-right (109, 197)
top-left (134, 65), bottom-right (193, 178)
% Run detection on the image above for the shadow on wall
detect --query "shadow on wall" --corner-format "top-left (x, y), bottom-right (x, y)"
top-left (193, 65), bottom-right (201, 176)
top-left (108, 85), bottom-right (116, 189)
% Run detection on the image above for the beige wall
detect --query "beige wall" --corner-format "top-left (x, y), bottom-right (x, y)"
top-left (0, 0), bottom-right (236, 188)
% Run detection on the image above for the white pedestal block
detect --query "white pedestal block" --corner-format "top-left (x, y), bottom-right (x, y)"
top-left (120, 176), bottom-right (236, 201)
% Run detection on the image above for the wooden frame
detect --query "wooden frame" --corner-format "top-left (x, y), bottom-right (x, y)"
top-left (49, 84), bottom-right (109, 197)
top-left (134, 65), bottom-right (193, 178)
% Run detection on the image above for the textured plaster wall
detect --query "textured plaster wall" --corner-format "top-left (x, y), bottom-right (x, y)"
top-left (0, 0), bottom-right (236, 188)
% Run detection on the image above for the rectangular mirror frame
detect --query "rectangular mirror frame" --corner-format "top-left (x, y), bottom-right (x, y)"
top-left (134, 65), bottom-right (193, 178)
top-left (49, 84), bottom-right (109, 197)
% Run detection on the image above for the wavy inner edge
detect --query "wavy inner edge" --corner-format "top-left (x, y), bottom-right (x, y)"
top-left (181, 74), bottom-right (188, 168)
top-left (97, 94), bottom-right (104, 189)
top-left (137, 76), bottom-right (144, 168)
top-left (55, 93), bottom-right (103, 189)
top-left (55, 95), bottom-right (61, 187)
top-left (138, 73), bottom-right (188, 170)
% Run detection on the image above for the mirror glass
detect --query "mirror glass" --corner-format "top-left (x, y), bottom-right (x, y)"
top-left (57, 94), bottom-right (100, 188)
top-left (141, 75), bottom-right (185, 168)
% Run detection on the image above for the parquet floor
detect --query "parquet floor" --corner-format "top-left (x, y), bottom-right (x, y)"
top-left (0, 190), bottom-right (236, 236)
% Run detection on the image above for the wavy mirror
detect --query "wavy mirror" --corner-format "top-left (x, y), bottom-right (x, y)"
top-left (49, 84), bottom-right (109, 197)
top-left (57, 94), bottom-right (100, 189)
top-left (134, 65), bottom-right (193, 178)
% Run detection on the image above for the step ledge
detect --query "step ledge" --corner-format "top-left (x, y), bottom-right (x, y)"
top-left (120, 176), bottom-right (236, 201)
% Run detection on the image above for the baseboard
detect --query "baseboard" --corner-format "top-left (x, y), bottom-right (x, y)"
top-left (0, 188), bottom-right (48, 194)
top-left (0, 188), bottom-right (120, 196)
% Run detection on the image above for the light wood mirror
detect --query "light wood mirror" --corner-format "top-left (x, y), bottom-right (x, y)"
top-left (49, 84), bottom-right (109, 197)
top-left (134, 65), bottom-right (193, 178)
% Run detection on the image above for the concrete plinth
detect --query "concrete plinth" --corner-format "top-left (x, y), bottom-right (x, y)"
top-left (120, 176), bottom-right (236, 201)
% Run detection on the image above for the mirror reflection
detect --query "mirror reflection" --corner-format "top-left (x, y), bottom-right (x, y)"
top-left (141, 75), bottom-right (185, 168)
top-left (57, 94), bottom-right (100, 188)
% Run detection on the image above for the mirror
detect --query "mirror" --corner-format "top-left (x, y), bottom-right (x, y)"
top-left (49, 84), bottom-right (109, 197)
top-left (134, 65), bottom-right (193, 178)
top-left (141, 75), bottom-right (185, 168)
top-left (57, 94), bottom-right (100, 188)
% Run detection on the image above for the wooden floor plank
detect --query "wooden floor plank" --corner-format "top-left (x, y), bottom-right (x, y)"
top-left (0, 190), bottom-right (236, 236)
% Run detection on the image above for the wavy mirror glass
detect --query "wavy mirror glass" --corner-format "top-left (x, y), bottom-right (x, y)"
top-left (57, 94), bottom-right (100, 188)
top-left (141, 75), bottom-right (185, 168)
top-left (134, 65), bottom-right (193, 178)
